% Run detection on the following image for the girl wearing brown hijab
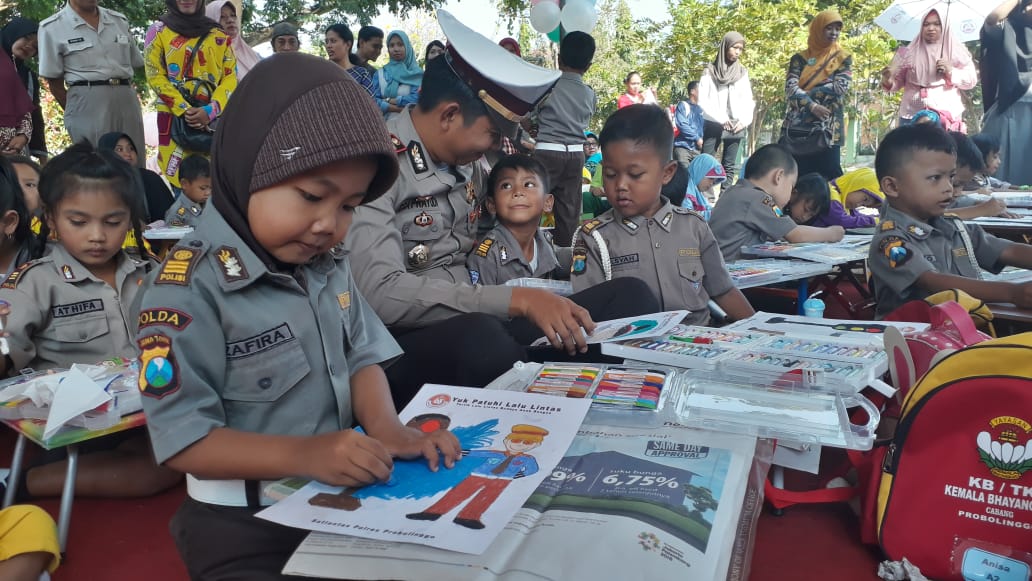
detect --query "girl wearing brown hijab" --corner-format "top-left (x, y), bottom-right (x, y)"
top-left (781, 10), bottom-right (852, 180)
top-left (135, 53), bottom-right (461, 577)
top-left (699, 32), bottom-right (756, 189)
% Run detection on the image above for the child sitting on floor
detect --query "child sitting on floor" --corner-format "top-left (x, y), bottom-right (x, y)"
top-left (466, 155), bottom-right (570, 285)
top-left (809, 168), bottom-right (884, 229)
top-left (868, 123), bottom-right (1032, 317)
top-left (785, 172), bottom-right (832, 226)
top-left (709, 144), bottom-right (845, 262)
top-left (164, 155), bottom-right (211, 227)
top-left (570, 104), bottom-right (754, 325)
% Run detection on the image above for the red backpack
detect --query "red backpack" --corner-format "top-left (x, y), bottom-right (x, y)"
top-left (870, 335), bottom-right (1032, 580)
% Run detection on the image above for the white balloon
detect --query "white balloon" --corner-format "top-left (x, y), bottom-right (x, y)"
top-left (530, 1), bottom-right (562, 34)
top-left (561, 0), bottom-right (599, 33)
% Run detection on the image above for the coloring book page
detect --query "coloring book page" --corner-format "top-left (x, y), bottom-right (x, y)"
top-left (256, 385), bottom-right (590, 555)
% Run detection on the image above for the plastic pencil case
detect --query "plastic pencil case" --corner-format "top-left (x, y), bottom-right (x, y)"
top-left (755, 335), bottom-right (888, 376)
top-left (671, 372), bottom-right (879, 451)
top-left (504, 278), bottom-right (573, 296)
top-left (526, 362), bottom-right (678, 413)
top-left (716, 350), bottom-right (878, 393)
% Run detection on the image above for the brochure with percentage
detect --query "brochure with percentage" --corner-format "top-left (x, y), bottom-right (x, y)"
top-left (282, 425), bottom-right (758, 581)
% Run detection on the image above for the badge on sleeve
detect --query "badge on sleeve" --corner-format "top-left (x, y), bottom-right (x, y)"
top-left (137, 334), bottom-right (180, 399)
top-left (572, 248), bottom-right (587, 275)
top-left (138, 308), bottom-right (193, 331)
top-left (157, 248), bottom-right (201, 286)
top-left (216, 247), bottom-right (249, 283)
top-left (880, 236), bottom-right (911, 268)
top-left (469, 270), bottom-right (480, 285)
top-left (1, 261), bottom-right (39, 289)
top-left (408, 141), bottom-right (428, 174)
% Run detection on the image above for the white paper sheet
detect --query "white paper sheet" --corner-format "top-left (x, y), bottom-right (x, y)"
top-left (256, 385), bottom-right (591, 555)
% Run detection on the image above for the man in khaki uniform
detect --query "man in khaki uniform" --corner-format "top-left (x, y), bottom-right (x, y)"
top-left (570, 199), bottom-right (736, 325)
top-left (344, 11), bottom-right (659, 408)
top-left (37, 0), bottom-right (145, 166)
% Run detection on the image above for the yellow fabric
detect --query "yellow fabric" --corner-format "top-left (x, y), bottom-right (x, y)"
top-left (923, 289), bottom-right (996, 337)
top-left (799, 10), bottom-right (850, 91)
top-left (145, 24), bottom-right (237, 187)
top-left (0, 505), bottom-right (61, 573)
top-left (830, 168), bottom-right (885, 207)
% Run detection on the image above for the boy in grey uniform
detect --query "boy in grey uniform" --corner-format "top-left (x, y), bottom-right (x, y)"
top-left (37, 0), bottom-right (145, 166)
top-left (467, 154), bottom-right (570, 285)
top-left (344, 11), bottom-right (659, 408)
top-left (570, 105), bottom-right (754, 325)
top-left (867, 124), bottom-right (1032, 317)
top-left (709, 144), bottom-right (845, 262)
top-left (163, 154), bottom-right (209, 227)
top-left (135, 55), bottom-right (460, 578)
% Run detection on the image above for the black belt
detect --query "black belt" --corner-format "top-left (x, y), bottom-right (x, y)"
top-left (68, 78), bottom-right (131, 87)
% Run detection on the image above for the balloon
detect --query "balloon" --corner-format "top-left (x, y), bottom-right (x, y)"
top-left (547, 27), bottom-right (561, 43)
top-left (561, 0), bottom-right (598, 33)
top-left (530, 1), bottom-right (561, 34)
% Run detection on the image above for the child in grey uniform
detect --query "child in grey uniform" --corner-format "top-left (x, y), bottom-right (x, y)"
top-left (570, 105), bottom-right (755, 325)
top-left (867, 124), bottom-right (1032, 317)
top-left (163, 154), bottom-right (210, 227)
top-left (467, 155), bottom-right (571, 285)
top-left (134, 55), bottom-right (461, 579)
top-left (0, 143), bottom-right (181, 501)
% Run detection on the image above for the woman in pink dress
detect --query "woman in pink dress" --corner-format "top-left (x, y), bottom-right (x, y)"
top-left (880, 9), bottom-right (977, 131)
top-left (617, 71), bottom-right (658, 109)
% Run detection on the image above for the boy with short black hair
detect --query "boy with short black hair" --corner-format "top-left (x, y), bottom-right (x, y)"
top-left (165, 155), bottom-right (211, 227)
top-left (467, 154), bottom-right (569, 285)
top-left (869, 123), bottom-right (1032, 317)
top-left (570, 104), bottom-right (754, 325)
top-left (533, 31), bottom-right (597, 247)
top-left (709, 144), bottom-right (845, 261)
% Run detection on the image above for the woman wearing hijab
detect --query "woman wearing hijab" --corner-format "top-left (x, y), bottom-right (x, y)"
top-left (698, 32), bottom-right (755, 188)
top-left (374, 30), bottom-right (422, 119)
top-left (981, 0), bottom-right (1032, 185)
top-left (325, 23), bottom-right (376, 97)
top-left (881, 9), bottom-right (976, 130)
top-left (498, 37), bottom-right (521, 57)
top-left (146, 0), bottom-right (237, 192)
top-left (98, 132), bottom-right (176, 223)
top-left (781, 10), bottom-right (852, 180)
top-left (425, 39), bottom-right (447, 63)
top-left (681, 153), bottom-right (727, 220)
top-left (0, 18), bottom-right (37, 156)
top-left (205, 0), bottom-right (261, 79)
top-left (1, 18), bottom-right (44, 158)
top-left (617, 71), bottom-right (658, 109)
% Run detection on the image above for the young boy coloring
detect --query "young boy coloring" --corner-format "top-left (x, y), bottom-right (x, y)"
top-left (466, 155), bottom-right (569, 285)
top-left (570, 104), bottom-right (754, 325)
top-left (869, 124), bottom-right (1032, 317)
top-left (164, 155), bottom-right (211, 227)
top-left (709, 144), bottom-right (844, 262)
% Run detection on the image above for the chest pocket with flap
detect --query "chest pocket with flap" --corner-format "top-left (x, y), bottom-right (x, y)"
top-left (223, 331), bottom-right (311, 402)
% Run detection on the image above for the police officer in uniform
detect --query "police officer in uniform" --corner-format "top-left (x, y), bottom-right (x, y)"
top-left (37, 0), bottom-right (145, 166)
top-left (345, 11), bottom-right (659, 408)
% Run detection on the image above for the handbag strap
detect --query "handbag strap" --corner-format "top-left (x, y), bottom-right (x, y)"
top-left (183, 30), bottom-right (212, 81)
top-left (799, 50), bottom-right (840, 92)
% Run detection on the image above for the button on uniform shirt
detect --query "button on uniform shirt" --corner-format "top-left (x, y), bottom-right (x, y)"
top-left (135, 206), bottom-right (402, 465)
top-left (466, 224), bottom-right (569, 286)
top-left (570, 198), bottom-right (734, 325)
top-left (37, 4), bottom-right (144, 83)
top-left (869, 205), bottom-right (1014, 317)
top-left (709, 180), bottom-right (797, 262)
top-left (344, 107), bottom-right (512, 328)
top-left (0, 243), bottom-right (148, 371)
